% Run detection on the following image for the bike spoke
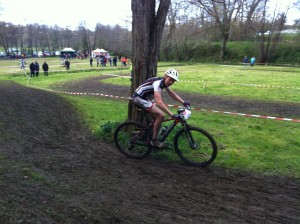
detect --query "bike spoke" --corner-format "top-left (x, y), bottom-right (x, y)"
top-left (114, 121), bottom-right (152, 159)
top-left (175, 127), bottom-right (217, 167)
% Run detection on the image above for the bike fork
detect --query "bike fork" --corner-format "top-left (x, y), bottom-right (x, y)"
top-left (185, 128), bottom-right (198, 149)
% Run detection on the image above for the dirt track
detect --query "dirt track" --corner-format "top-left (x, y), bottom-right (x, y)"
top-left (55, 76), bottom-right (300, 119)
top-left (0, 79), bottom-right (300, 223)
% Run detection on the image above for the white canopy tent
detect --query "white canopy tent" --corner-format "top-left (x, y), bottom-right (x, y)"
top-left (61, 47), bottom-right (76, 52)
top-left (92, 48), bottom-right (110, 58)
top-left (60, 47), bottom-right (76, 58)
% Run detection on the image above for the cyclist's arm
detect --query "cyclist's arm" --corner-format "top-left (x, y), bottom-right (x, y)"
top-left (166, 87), bottom-right (184, 104)
top-left (154, 91), bottom-right (173, 117)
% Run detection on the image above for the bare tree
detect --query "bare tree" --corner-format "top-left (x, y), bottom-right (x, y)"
top-left (78, 23), bottom-right (92, 55)
top-left (161, 0), bottom-right (200, 61)
top-left (36, 25), bottom-right (52, 54)
top-left (293, 0), bottom-right (300, 26)
top-left (48, 26), bottom-right (61, 54)
top-left (0, 22), bottom-right (22, 56)
top-left (189, 0), bottom-right (243, 60)
top-left (162, 0), bottom-right (183, 60)
top-left (236, 0), bottom-right (263, 40)
top-left (128, 0), bottom-right (171, 121)
top-left (0, 22), bottom-right (10, 55)
top-left (17, 25), bottom-right (25, 55)
top-left (252, 0), bottom-right (288, 63)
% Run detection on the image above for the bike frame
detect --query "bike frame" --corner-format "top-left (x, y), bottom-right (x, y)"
top-left (139, 108), bottom-right (191, 147)
top-left (159, 117), bottom-right (187, 142)
top-left (132, 113), bottom-right (199, 155)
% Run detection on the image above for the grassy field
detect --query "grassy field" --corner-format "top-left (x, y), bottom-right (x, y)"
top-left (103, 63), bottom-right (300, 103)
top-left (1, 57), bottom-right (300, 178)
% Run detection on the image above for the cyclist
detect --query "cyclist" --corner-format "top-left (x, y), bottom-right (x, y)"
top-left (132, 68), bottom-right (190, 148)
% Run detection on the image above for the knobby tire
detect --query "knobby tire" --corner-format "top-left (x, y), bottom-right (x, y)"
top-left (174, 126), bottom-right (217, 167)
top-left (114, 121), bottom-right (152, 159)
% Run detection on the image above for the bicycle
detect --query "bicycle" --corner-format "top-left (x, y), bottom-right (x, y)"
top-left (114, 107), bottom-right (218, 167)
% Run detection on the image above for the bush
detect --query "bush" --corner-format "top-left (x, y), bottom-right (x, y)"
top-left (160, 38), bottom-right (300, 65)
top-left (273, 44), bottom-right (300, 64)
top-left (97, 121), bottom-right (120, 142)
top-left (190, 42), bottom-right (221, 62)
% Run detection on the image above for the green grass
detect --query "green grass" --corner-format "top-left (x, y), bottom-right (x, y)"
top-left (1, 60), bottom-right (300, 178)
top-left (0, 57), bottom-right (131, 78)
top-left (102, 63), bottom-right (300, 103)
top-left (64, 95), bottom-right (128, 132)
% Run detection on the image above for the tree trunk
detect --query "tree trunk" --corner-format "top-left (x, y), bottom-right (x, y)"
top-left (128, 0), bottom-right (171, 121)
top-left (220, 34), bottom-right (228, 61)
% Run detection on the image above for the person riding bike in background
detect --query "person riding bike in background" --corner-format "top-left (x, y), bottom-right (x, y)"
top-left (132, 68), bottom-right (190, 148)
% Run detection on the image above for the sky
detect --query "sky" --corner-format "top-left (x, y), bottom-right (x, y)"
top-left (269, 0), bottom-right (299, 25)
top-left (0, 0), bottom-right (298, 30)
top-left (0, 0), bottom-right (132, 30)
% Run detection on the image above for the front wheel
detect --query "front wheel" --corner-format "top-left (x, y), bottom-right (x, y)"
top-left (114, 121), bottom-right (152, 159)
top-left (174, 126), bottom-right (217, 167)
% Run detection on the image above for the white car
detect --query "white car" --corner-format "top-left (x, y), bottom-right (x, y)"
top-left (37, 51), bottom-right (50, 57)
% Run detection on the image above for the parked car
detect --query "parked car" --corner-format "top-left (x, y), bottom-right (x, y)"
top-left (36, 51), bottom-right (50, 57)
top-left (43, 51), bottom-right (50, 56)
top-left (0, 52), bottom-right (7, 58)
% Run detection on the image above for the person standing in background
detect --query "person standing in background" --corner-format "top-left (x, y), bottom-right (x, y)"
top-left (30, 62), bottom-right (35, 77)
top-left (65, 60), bottom-right (70, 70)
top-left (34, 61), bottom-right (40, 77)
top-left (250, 56), bottom-right (256, 67)
top-left (20, 58), bottom-right (26, 70)
top-left (96, 56), bottom-right (100, 67)
top-left (42, 61), bottom-right (49, 76)
top-left (243, 56), bottom-right (248, 66)
top-left (113, 56), bottom-right (117, 66)
top-left (90, 56), bottom-right (93, 67)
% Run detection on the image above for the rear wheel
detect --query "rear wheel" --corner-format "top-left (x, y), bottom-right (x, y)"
top-left (174, 126), bottom-right (217, 167)
top-left (114, 121), bottom-right (152, 159)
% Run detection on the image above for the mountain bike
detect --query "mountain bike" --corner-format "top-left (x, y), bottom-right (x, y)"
top-left (114, 107), bottom-right (218, 167)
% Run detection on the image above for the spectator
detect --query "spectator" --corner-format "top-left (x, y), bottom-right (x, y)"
top-left (96, 56), bottom-right (100, 67)
top-left (65, 60), bottom-right (70, 70)
top-left (100, 57), bottom-right (105, 67)
top-left (20, 58), bottom-right (26, 70)
top-left (121, 57), bottom-right (126, 66)
top-left (34, 61), bottom-right (40, 77)
top-left (30, 62), bottom-right (35, 77)
top-left (250, 56), bottom-right (256, 67)
top-left (90, 56), bottom-right (93, 67)
top-left (113, 56), bottom-right (117, 66)
top-left (243, 56), bottom-right (248, 66)
top-left (42, 61), bottom-right (49, 76)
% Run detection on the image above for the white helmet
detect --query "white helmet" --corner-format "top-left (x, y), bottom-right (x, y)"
top-left (165, 68), bottom-right (179, 81)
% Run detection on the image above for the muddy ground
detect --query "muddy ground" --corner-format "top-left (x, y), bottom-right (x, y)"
top-left (0, 77), bottom-right (299, 224)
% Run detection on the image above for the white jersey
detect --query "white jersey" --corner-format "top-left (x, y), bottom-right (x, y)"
top-left (133, 77), bottom-right (168, 100)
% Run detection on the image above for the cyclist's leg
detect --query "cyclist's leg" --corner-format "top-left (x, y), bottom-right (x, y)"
top-left (148, 106), bottom-right (164, 140)
top-left (149, 107), bottom-right (167, 148)
top-left (132, 97), bottom-right (164, 144)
